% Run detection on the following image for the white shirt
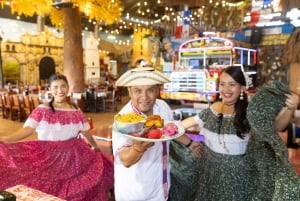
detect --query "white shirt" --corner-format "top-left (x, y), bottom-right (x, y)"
top-left (112, 99), bottom-right (173, 201)
top-left (194, 111), bottom-right (250, 155)
top-left (24, 105), bottom-right (89, 141)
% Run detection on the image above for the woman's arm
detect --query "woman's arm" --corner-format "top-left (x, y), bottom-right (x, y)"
top-left (174, 116), bottom-right (203, 157)
top-left (175, 116), bottom-right (199, 146)
top-left (181, 115), bottom-right (198, 130)
top-left (2, 127), bottom-right (36, 143)
top-left (80, 130), bottom-right (100, 150)
top-left (275, 93), bottom-right (299, 131)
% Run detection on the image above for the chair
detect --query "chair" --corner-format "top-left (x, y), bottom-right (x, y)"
top-left (0, 94), bottom-right (5, 118)
top-left (22, 95), bottom-right (32, 118)
top-left (31, 96), bottom-right (41, 110)
top-left (115, 87), bottom-right (122, 104)
top-left (95, 90), bottom-right (106, 112)
top-left (83, 90), bottom-right (97, 112)
top-left (11, 94), bottom-right (24, 121)
top-left (3, 94), bottom-right (13, 120)
top-left (104, 89), bottom-right (118, 112)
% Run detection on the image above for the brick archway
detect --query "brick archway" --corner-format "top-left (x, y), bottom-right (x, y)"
top-left (2, 56), bottom-right (20, 85)
top-left (38, 56), bottom-right (55, 86)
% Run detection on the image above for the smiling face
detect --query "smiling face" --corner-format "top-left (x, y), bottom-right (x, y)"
top-left (219, 72), bottom-right (245, 105)
top-left (128, 85), bottom-right (160, 116)
top-left (49, 79), bottom-right (69, 103)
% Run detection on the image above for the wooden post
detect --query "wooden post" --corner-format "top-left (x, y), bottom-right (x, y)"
top-left (63, 6), bottom-right (85, 93)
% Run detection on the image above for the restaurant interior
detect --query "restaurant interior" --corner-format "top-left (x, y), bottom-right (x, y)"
top-left (0, 0), bottom-right (299, 199)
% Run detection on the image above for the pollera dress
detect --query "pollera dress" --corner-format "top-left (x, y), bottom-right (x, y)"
top-left (168, 140), bottom-right (201, 201)
top-left (193, 107), bottom-right (256, 201)
top-left (0, 105), bottom-right (114, 201)
top-left (246, 81), bottom-right (300, 201)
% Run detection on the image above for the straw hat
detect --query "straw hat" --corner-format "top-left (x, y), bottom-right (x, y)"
top-left (115, 67), bottom-right (170, 86)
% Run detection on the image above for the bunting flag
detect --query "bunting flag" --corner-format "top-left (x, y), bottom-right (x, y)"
top-left (175, 10), bottom-right (191, 39)
top-left (249, 0), bottom-right (279, 26)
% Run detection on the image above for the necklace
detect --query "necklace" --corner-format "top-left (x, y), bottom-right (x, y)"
top-left (217, 116), bottom-right (233, 153)
top-left (55, 101), bottom-right (65, 105)
top-left (217, 103), bottom-right (235, 153)
top-left (54, 101), bottom-right (67, 108)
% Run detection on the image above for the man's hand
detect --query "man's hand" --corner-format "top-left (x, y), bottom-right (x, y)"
top-left (132, 140), bottom-right (154, 152)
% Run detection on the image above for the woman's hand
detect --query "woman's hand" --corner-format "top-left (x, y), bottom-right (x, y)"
top-left (275, 92), bottom-right (299, 131)
top-left (80, 130), bottom-right (101, 151)
top-left (189, 141), bottom-right (203, 158)
top-left (285, 92), bottom-right (299, 111)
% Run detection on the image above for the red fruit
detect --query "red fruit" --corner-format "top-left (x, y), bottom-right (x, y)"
top-left (147, 129), bottom-right (163, 139)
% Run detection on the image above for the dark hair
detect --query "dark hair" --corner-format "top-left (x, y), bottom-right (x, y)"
top-left (49, 73), bottom-right (69, 85)
top-left (219, 66), bottom-right (250, 138)
top-left (48, 73), bottom-right (76, 112)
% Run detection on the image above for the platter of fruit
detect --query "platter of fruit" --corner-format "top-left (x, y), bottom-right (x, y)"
top-left (114, 114), bottom-right (185, 142)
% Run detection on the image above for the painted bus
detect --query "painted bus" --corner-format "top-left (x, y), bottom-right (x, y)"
top-left (160, 36), bottom-right (257, 103)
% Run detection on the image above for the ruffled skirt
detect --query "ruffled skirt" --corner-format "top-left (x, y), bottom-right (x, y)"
top-left (194, 145), bottom-right (256, 201)
top-left (0, 138), bottom-right (114, 201)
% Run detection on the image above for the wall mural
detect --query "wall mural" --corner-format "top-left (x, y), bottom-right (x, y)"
top-left (1, 28), bottom-right (64, 88)
top-left (2, 57), bottom-right (20, 85)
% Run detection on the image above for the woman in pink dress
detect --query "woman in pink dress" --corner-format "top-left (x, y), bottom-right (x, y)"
top-left (0, 73), bottom-right (113, 201)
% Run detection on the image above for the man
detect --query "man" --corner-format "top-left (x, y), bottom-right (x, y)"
top-left (112, 67), bottom-right (201, 201)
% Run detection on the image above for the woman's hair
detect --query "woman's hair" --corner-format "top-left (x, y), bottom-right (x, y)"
top-left (219, 66), bottom-right (250, 138)
top-left (48, 73), bottom-right (75, 112)
top-left (281, 28), bottom-right (300, 65)
top-left (49, 73), bottom-right (69, 85)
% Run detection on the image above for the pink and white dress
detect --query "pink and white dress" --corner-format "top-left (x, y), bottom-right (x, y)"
top-left (0, 105), bottom-right (114, 201)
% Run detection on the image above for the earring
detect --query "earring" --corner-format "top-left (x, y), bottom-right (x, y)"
top-left (240, 90), bottom-right (244, 100)
top-left (219, 94), bottom-right (222, 100)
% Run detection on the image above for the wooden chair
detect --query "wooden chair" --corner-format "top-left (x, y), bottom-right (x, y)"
top-left (104, 89), bottom-right (118, 112)
top-left (11, 94), bottom-right (24, 121)
top-left (94, 90), bottom-right (107, 112)
top-left (3, 94), bottom-right (13, 120)
top-left (0, 94), bottom-right (5, 118)
top-left (115, 87), bottom-right (122, 104)
top-left (22, 95), bottom-right (32, 118)
top-left (83, 90), bottom-right (97, 112)
top-left (31, 96), bottom-right (41, 110)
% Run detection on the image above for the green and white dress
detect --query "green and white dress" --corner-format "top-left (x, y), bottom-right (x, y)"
top-left (192, 107), bottom-right (255, 201)
top-left (168, 140), bottom-right (201, 201)
top-left (247, 81), bottom-right (300, 201)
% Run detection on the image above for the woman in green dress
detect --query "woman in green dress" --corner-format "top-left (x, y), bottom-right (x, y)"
top-left (180, 66), bottom-right (256, 201)
top-left (247, 81), bottom-right (300, 201)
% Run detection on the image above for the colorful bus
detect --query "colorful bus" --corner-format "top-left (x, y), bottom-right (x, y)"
top-left (160, 36), bottom-right (257, 103)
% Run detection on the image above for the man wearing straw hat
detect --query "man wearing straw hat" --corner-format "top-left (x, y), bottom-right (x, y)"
top-left (112, 67), bottom-right (202, 201)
